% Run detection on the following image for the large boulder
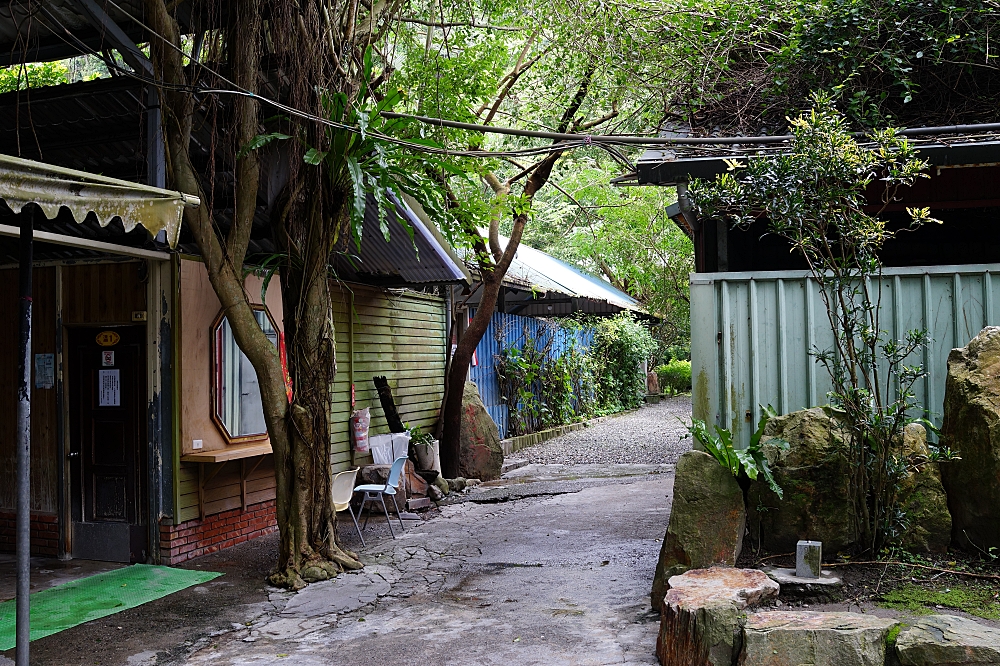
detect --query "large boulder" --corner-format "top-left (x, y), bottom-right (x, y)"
top-left (651, 450), bottom-right (746, 610)
top-left (741, 611), bottom-right (899, 666)
top-left (897, 423), bottom-right (952, 553)
top-left (458, 381), bottom-right (504, 481)
top-left (940, 326), bottom-right (1000, 551)
top-left (656, 567), bottom-right (778, 666)
top-left (895, 614), bottom-right (1000, 665)
top-left (748, 407), bottom-right (856, 554)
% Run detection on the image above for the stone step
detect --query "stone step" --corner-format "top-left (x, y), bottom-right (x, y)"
top-left (895, 614), bottom-right (1000, 665)
top-left (501, 458), bottom-right (528, 474)
top-left (741, 610), bottom-right (899, 666)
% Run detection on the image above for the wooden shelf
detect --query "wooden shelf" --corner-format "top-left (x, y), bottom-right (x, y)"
top-left (181, 442), bottom-right (273, 519)
top-left (181, 441), bottom-right (272, 463)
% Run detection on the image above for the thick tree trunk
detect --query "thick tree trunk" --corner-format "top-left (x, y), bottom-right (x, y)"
top-left (146, 0), bottom-right (360, 589)
top-left (440, 270), bottom-right (504, 477)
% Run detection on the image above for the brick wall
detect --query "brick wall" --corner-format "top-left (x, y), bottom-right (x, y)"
top-left (159, 500), bottom-right (277, 565)
top-left (0, 511), bottom-right (59, 556)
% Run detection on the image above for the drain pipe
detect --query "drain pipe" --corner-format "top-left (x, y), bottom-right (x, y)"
top-left (16, 206), bottom-right (34, 665)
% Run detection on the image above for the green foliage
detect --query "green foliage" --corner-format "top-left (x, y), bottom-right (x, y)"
top-left (520, 159), bottom-right (694, 357)
top-left (0, 62), bottom-right (68, 94)
top-left (590, 313), bottom-right (657, 412)
top-left (688, 406), bottom-right (788, 498)
top-left (655, 0), bottom-right (1000, 132)
top-left (495, 320), bottom-right (594, 436)
top-left (405, 424), bottom-right (435, 447)
top-left (656, 359), bottom-right (691, 395)
top-left (880, 583), bottom-right (1000, 621)
top-left (690, 100), bottom-right (941, 554)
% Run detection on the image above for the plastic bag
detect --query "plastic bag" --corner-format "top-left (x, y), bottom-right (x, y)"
top-left (351, 408), bottom-right (371, 453)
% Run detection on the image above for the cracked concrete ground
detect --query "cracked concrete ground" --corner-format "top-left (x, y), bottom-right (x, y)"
top-left (3, 407), bottom-right (687, 666)
top-left (177, 463), bottom-right (676, 666)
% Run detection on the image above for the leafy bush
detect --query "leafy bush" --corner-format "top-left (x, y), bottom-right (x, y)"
top-left (688, 406), bottom-right (788, 498)
top-left (590, 312), bottom-right (657, 412)
top-left (656, 359), bottom-right (691, 395)
top-left (495, 321), bottom-right (595, 437)
top-left (0, 62), bottom-right (68, 94)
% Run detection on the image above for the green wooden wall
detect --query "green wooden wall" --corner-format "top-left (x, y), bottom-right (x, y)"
top-left (175, 283), bottom-right (447, 523)
top-left (330, 283), bottom-right (447, 471)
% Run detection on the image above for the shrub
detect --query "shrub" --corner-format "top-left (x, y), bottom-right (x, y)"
top-left (656, 359), bottom-right (692, 395)
top-left (590, 312), bottom-right (657, 412)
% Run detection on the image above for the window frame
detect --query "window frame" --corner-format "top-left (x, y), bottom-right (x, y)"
top-left (209, 305), bottom-right (278, 445)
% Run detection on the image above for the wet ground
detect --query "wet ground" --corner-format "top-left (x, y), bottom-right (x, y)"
top-left (179, 464), bottom-right (675, 666)
top-left (1, 405), bottom-right (690, 665)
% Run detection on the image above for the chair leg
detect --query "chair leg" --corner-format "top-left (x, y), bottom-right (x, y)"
top-left (362, 494), bottom-right (372, 530)
top-left (390, 492), bottom-right (405, 531)
top-left (380, 493), bottom-right (395, 539)
top-left (347, 504), bottom-right (365, 548)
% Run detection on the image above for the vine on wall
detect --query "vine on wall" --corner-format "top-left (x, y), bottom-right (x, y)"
top-left (495, 312), bottom-right (654, 437)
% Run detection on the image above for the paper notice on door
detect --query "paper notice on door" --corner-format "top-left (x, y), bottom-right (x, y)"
top-left (99, 369), bottom-right (121, 407)
top-left (34, 353), bottom-right (54, 389)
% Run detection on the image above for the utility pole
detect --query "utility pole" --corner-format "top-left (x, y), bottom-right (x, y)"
top-left (16, 205), bottom-right (33, 664)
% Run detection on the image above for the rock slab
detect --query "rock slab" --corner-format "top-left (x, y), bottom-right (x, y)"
top-left (895, 614), bottom-right (1000, 665)
top-left (741, 611), bottom-right (898, 666)
top-left (651, 450), bottom-right (747, 610)
top-left (749, 407), bottom-right (856, 554)
top-left (656, 567), bottom-right (778, 666)
top-left (940, 326), bottom-right (1000, 551)
top-left (458, 381), bottom-right (504, 481)
top-left (763, 568), bottom-right (842, 598)
top-left (898, 422), bottom-right (952, 553)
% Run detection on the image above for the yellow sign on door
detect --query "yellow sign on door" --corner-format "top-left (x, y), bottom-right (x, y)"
top-left (95, 330), bottom-right (120, 347)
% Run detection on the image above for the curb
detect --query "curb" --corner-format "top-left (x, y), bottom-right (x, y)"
top-left (500, 408), bottom-right (642, 456)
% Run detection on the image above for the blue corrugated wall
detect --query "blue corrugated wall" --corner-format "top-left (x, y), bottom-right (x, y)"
top-left (468, 310), bottom-right (593, 438)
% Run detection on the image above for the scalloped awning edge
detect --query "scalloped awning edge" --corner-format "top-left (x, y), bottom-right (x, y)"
top-left (0, 153), bottom-right (200, 249)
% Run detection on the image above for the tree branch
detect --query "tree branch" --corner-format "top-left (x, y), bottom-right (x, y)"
top-left (400, 17), bottom-right (524, 31)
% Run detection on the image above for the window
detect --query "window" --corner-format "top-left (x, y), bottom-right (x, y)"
top-left (212, 308), bottom-right (278, 442)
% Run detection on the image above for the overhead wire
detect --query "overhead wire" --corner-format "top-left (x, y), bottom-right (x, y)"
top-left (32, 1), bottom-right (1000, 167)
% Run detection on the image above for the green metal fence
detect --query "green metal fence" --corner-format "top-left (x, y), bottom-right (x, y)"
top-left (691, 263), bottom-right (1000, 447)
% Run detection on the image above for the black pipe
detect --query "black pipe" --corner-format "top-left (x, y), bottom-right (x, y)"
top-left (15, 206), bottom-right (33, 664)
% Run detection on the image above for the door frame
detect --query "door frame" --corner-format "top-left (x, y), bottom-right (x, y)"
top-left (67, 324), bottom-right (147, 562)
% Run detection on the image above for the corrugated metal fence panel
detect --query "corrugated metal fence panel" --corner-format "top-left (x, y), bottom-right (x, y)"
top-left (691, 264), bottom-right (1000, 448)
top-left (330, 284), bottom-right (447, 471)
top-left (468, 310), bottom-right (594, 438)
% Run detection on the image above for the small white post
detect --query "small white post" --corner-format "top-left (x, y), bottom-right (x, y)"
top-left (796, 540), bottom-right (822, 579)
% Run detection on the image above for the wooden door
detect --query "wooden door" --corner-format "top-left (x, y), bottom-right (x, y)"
top-left (69, 326), bottom-right (147, 562)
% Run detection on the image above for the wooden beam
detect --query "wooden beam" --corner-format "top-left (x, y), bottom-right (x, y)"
top-left (0, 224), bottom-right (170, 261)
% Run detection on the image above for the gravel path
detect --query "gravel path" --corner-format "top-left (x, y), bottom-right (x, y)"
top-left (516, 396), bottom-right (693, 465)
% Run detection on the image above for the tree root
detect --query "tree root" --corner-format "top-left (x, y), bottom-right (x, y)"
top-left (327, 545), bottom-right (363, 571)
top-left (268, 567), bottom-right (307, 590)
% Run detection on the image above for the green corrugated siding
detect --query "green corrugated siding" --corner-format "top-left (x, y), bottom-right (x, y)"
top-left (691, 263), bottom-right (1000, 448)
top-left (330, 285), bottom-right (447, 471)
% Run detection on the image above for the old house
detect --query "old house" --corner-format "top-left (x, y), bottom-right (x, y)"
top-left (0, 4), bottom-right (468, 564)
top-left (634, 133), bottom-right (1000, 445)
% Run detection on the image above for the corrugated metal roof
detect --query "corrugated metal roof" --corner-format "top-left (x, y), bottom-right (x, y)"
top-left (0, 0), bottom-right (198, 66)
top-left (331, 191), bottom-right (470, 286)
top-left (0, 152), bottom-right (198, 247)
top-left (470, 234), bottom-right (641, 313)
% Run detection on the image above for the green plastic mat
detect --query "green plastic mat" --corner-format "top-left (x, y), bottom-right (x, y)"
top-left (0, 564), bottom-right (222, 650)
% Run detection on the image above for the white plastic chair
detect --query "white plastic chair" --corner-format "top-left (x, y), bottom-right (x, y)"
top-left (354, 456), bottom-right (407, 538)
top-left (332, 467), bottom-right (365, 547)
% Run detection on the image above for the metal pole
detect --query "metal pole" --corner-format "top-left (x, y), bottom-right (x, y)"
top-left (16, 206), bottom-right (33, 665)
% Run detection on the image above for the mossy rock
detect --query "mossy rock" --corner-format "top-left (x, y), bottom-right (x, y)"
top-left (940, 326), bottom-right (1000, 552)
top-left (897, 423), bottom-right (952, 554)
top-left (651, 450), bottom-right (746, 610)
top-left (748, 407), bottom-right (856, 554)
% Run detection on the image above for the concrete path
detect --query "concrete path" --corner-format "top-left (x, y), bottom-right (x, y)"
top-left (176, 463), bottom-right (675, 666)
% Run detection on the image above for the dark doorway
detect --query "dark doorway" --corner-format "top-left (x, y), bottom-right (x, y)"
top-left (68, 326), bottom-right (147, 563)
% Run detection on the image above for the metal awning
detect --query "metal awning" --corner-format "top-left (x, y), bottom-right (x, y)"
top-left (0, 153), bottom-right (199, 248)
